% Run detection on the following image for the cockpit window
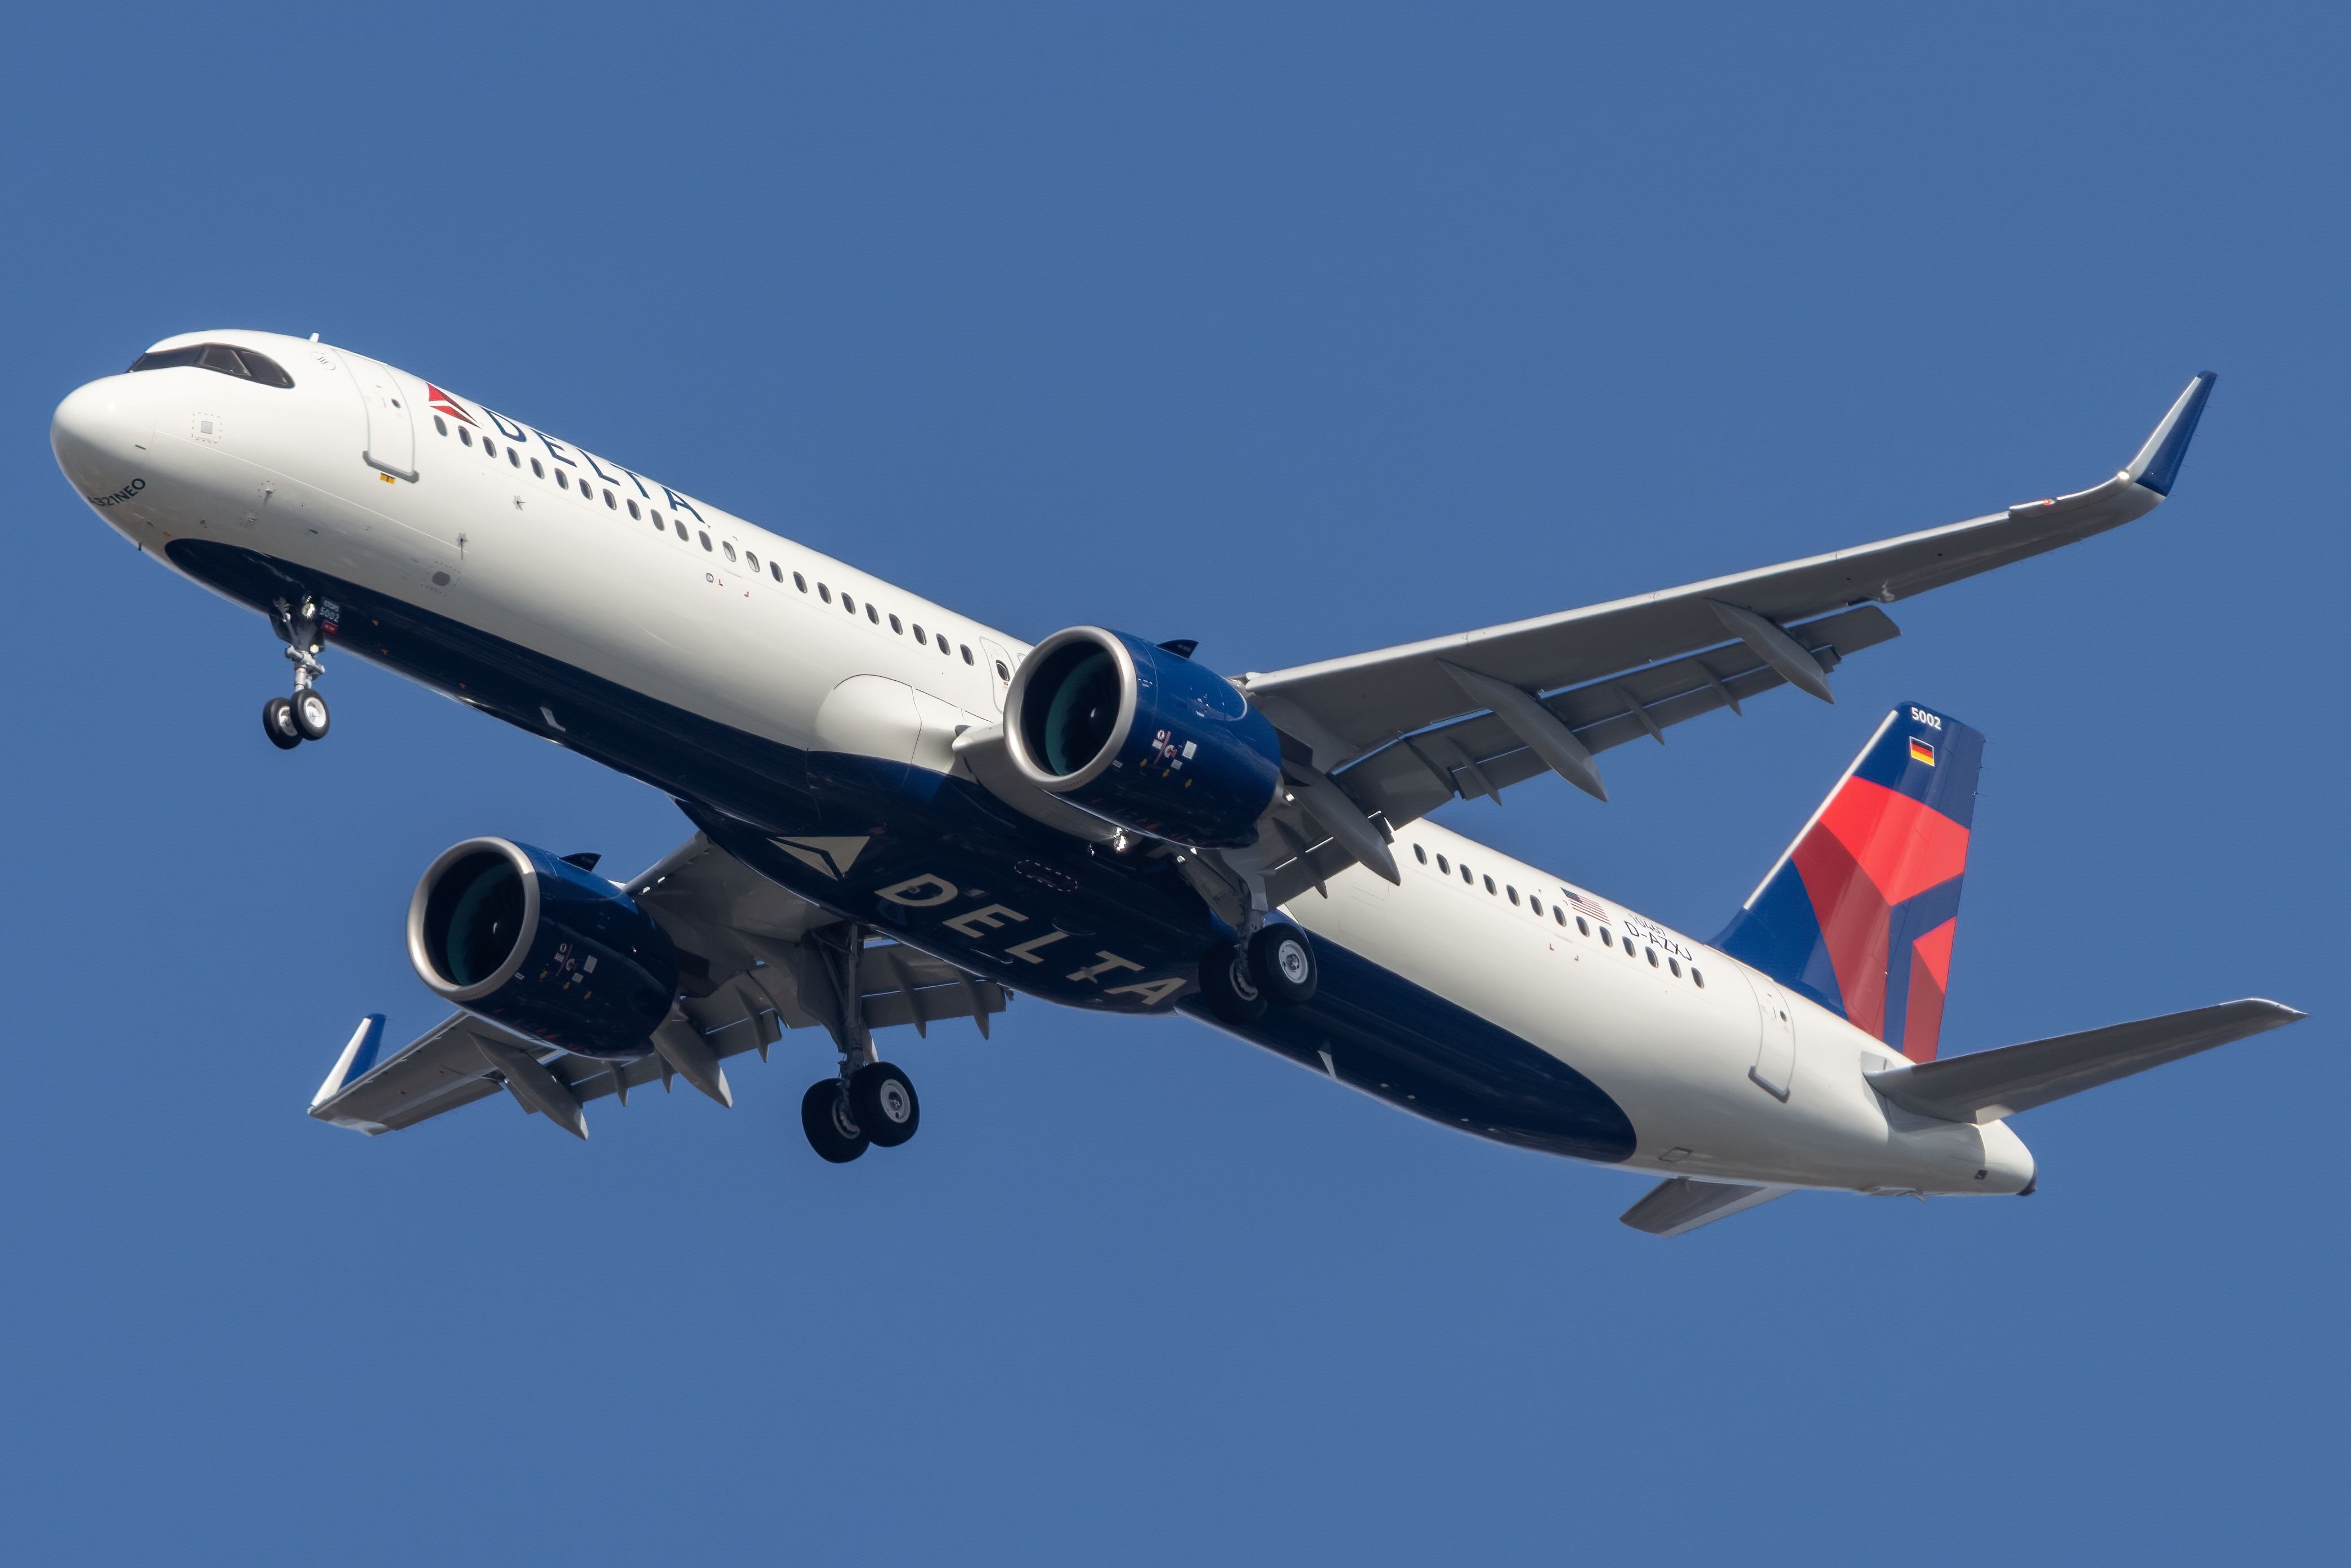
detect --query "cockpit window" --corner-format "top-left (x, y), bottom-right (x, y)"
top-left (127, 343), bottom-right (295, 389)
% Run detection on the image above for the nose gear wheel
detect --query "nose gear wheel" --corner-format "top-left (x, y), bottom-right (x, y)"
top-left (262, 697), bottom-right (303, 751)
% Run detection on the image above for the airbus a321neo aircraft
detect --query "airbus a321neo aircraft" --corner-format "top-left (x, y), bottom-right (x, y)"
top-left (52, 335), bottom-right (2302, 1235)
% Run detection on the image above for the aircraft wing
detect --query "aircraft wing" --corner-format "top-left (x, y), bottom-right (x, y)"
top-left (1236, 376), bottom-right (2214, 908)
top-left (1244, 375), bottom-right (2215, 771)
top-left (307, 833), bottom-right (1008, 1138)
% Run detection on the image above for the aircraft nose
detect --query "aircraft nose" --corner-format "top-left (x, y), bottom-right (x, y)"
top-left (51, 377), bottom-right (138, 483)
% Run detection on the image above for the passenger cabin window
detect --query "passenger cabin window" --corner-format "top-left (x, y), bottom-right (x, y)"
top-left (819, 584), bottom-right (832, 603)
top-left (1507, 886), bottom-right (1519, 905)
top-left (1669, 958), bottom-right (1682, 977)
top-left (1413, 844), bottom-right (1428, 865)
top-left (509, 448), bottom-right (521, 468)
top-left (1576, 916), bottom-right (1589, 935)
top-left (1692, 969), bottom-right (1706, 989)
top-left (889, 614), bottom-right (902, 634)
top-left (651, 514), bottom-right (664, 532)
top-left (483, 439), bottom-right (496, 457)
top-left (1645, 946), bottom-right (1658, 967)
top-left (961, 645), bottom-right (974, 664)
top-left (604, 489), bottom-right (617, 509)
top-left (912, 622), bottom-right (926, 641)
top-left (699, 532), bottom-right (714, 552)
top-left (1436, 854), bottom-right (1450, 873)
top-left (434, 416), bottom-right (448, 437)
top-left (128, 343), bottom-right (295, 388)
top-left (459, 426), bottom-right (473, 447)
top-left (1554, 907), bottom-right (1566, 926)
top-left (674, 520), bottom-right (687, 539)
top-left (1460, 865), bottom-right (1473, 884)
top-left (627, 499), bottom-right (641, 519)
top-left (1483, 875), bottom-right (1496, 895)
top-left (724, 542), bottom-right (738, 563)
top-left (770, 561), bottom-right (783, 582)
top-left (746, 551), bottom-right (758, 571)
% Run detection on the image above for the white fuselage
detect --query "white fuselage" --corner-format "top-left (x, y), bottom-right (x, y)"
top-left (52, 330), bottom-right (2033, 1198)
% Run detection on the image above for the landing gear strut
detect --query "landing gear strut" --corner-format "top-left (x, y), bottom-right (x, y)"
top-left (1197, 924), bottom-right (1318, 1026)
top-left (262, 595), bottom-right (331, 749)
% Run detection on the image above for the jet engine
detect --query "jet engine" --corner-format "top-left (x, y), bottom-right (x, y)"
top-left (407, 837), bottom-right (679, 1060)
top-left (1003, 627), bottom-right (1282, 848)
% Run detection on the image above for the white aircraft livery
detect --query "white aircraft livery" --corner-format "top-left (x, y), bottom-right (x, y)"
top-left (51, 334), bottom-right (2303, 1235)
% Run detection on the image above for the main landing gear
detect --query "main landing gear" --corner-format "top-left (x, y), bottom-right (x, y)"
top-left (1197, 924), bottom-right (1318, 1026)
top-left (800, 1062), bottom-right (921, 1163)
top-left (261, 595), bottom-right (331, 751)
top-left (797, 923), bottom-right (925, 1164)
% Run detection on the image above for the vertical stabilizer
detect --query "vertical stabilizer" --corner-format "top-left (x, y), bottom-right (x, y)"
top-left (1716, 705), bottom-right (1983, 1061)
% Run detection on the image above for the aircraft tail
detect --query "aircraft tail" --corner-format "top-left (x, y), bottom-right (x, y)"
top-left (1716, 704), bottom-right (1983, 1062)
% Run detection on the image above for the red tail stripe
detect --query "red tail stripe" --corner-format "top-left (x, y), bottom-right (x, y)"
top-left (1791, 830), bottom-right (1892, 1039)
top-left (1814, 778), bottom-right (1970, 906)
top-left (1912, 916), bottom-right (1957, 993)
top-left (1903, 947), bottom-right (1948, 1063)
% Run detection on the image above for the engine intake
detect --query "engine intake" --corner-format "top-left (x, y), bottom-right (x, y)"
top-left (407, 837), bottom-right (679, 1061)
top-left (1004, 627), bottom-right (1281, 848)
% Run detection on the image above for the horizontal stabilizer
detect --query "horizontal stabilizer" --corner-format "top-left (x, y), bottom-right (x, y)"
top-left (1867, 998), bottom-right (2304, 1125)
top-left (1619, 1177), bottom-right (1792, 1238)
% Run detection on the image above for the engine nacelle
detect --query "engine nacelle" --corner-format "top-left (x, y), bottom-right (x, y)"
top-left (1004, 627), bottom-right (1282, 848)
top-left (407, 838), bottom-right (679, 1061)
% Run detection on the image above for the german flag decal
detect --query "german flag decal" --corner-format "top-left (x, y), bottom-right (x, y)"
top-left (1909, 736), bottom-right (1936, 766)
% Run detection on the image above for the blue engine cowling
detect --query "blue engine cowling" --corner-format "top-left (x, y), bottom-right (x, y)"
top-left (406, 838), bottom-right (679, 1061)
top-left (1003, 627), bottom-right (1282, 848)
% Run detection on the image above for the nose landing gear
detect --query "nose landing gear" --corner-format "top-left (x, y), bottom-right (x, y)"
top-left (261, 596), bottom-right (332, 749)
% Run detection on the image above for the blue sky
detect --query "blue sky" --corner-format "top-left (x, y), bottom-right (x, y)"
top-left (5, 5), bottom-right (2344, 1562)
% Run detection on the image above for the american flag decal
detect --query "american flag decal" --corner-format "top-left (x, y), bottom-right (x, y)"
top-left (1559, 887), bottom-right (1610, 923)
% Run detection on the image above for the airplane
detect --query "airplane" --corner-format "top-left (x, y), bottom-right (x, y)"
top-left (50, 334), bottom-right (2303, 1235)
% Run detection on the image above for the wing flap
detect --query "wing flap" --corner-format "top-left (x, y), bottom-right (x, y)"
top-left (1253, 606), bottom-right (1897, 907)
top-left (1866, 998), bottom-right (2304, 1124)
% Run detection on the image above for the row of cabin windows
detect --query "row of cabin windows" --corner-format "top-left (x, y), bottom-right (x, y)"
top-left (429, 412), bottom-right (1010, 676)
top-left (1410, 842), bottom-right (1705, 987)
